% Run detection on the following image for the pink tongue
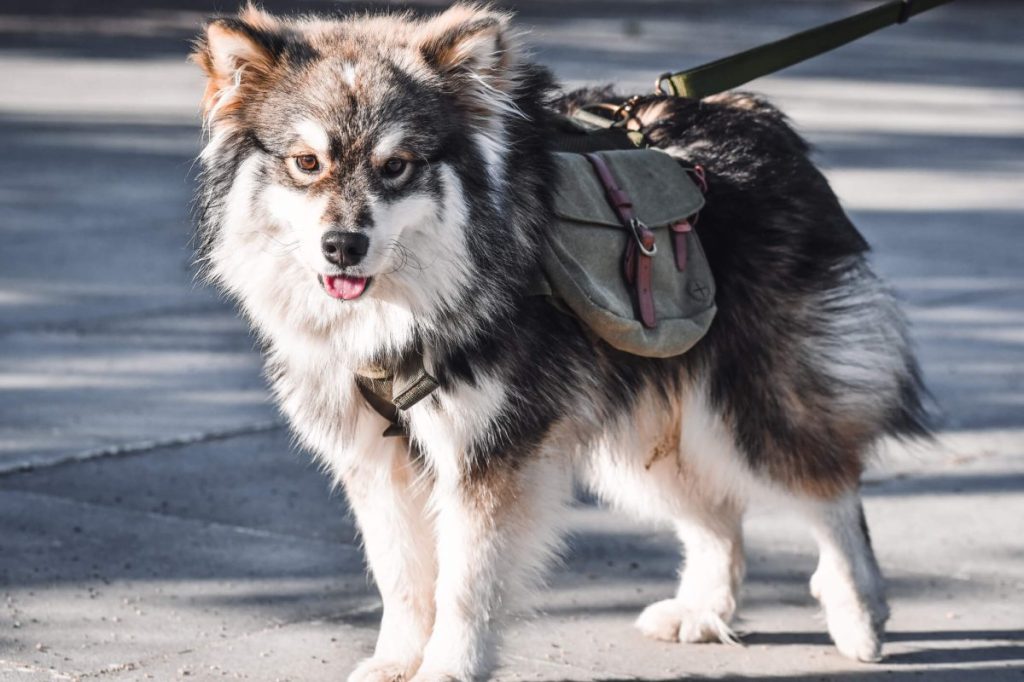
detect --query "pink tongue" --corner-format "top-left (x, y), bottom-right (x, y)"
top-left (323, 275), bottom-right (368, 300)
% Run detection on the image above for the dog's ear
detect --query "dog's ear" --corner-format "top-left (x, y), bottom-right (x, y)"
top-left (191, 5), bottom-right (283, 123)
top-left (414, 5), bottom-right (521, 117)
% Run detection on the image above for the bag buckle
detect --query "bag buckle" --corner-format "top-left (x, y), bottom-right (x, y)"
top-left (630, 218), bottom-right (657, 256)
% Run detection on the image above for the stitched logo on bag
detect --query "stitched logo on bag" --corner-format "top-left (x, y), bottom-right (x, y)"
top-left (688, 280), bottom-right (710, 302)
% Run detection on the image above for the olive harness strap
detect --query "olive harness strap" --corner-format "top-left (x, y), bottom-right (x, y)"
top-left (353, 354), bottom-right (439, 438)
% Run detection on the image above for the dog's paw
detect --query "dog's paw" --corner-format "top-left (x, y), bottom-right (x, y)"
top-left (635, 598), bottom-right (740, 644)
top-left (810, 569), bottom-right (886, 662)
top-left (822, 603), bottom-right (884, 662)
top-left (407, 669), bottom-right (462, 682)
top-left (348, 657), bottom-right (418, 682)
top-left (635, 598), bottom-right (684, 641)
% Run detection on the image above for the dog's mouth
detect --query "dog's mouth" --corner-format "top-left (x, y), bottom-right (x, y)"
top-left (319, 274), bottom-right (371, 301)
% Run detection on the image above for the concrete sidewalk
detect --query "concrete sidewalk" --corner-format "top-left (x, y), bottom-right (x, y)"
top-left (1, 1), bottom-right (1023, 680)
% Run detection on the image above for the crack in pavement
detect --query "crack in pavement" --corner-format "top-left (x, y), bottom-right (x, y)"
top-left (0, 486), bottom-right (355, 550)
top-left (0, 421), bottom-right (284, 477)
top-left (0, 657), bottom-right (77, 681)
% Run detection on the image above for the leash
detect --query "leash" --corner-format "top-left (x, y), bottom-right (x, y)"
top-left (570, 0), bottom-right (954, 133)
top-left (657, 0), bottom-right (955, 99)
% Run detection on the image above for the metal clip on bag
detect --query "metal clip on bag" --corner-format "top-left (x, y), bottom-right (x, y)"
top-left (540, 150), bottom-right (716, 358)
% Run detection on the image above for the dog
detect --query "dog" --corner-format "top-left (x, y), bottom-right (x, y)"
top-left (191, 4), bottom-right (927, 680)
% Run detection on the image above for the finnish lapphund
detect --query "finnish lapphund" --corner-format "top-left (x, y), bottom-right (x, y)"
top-left (191, 4), bottom-right (927, 680)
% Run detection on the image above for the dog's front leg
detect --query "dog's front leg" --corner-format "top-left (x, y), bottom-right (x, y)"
top-left (411, 455), bottom-right (569, 682)
top-left (342, 437), bottom-right (436, 682)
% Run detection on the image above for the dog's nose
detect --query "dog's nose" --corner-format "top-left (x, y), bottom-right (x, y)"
top-left (321, 231), bottom-right (369, 267)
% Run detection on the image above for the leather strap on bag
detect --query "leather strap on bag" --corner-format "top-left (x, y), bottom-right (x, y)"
top-left (583, 152), bottom-right (658, 329)
top-left (670, 163), bottom-right (706, 272)
top-left (670, 220), bottom-right (691, 272)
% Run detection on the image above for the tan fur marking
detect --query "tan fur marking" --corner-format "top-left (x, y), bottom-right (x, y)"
top-left (239, 3), bottom-right (280, 33)
top-left (705, 92), bottom-right (770, 112)
top-left (193, 16), bottom-right (276, 120)
top-left (646, 403), bottom-right (682, 471)
top-left (634, 100), bottom-right (673, 129)
top-left (416, 6), bottom-right (508, 73)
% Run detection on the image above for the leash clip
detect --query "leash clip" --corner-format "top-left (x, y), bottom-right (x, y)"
top-left (655, 72), bottom-right (677, 96)
top-left (611, 95), bottom-right (643, 128)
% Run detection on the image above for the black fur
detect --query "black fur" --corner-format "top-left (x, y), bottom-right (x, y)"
top-left (420, 89), bottom-right (929, 492)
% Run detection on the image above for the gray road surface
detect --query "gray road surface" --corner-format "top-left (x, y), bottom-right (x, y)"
top-left (1, 1), bottom-right (1022, 680)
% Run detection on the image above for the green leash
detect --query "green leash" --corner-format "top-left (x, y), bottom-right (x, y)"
top-left (657, 0), bottom-right (955, 99)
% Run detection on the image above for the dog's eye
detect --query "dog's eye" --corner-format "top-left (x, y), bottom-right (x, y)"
top-left (295, 155), bottom-right (321, 173)
top-left (381, 157), bottom-right (407, 179)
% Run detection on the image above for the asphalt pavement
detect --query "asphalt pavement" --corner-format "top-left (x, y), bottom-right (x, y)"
top-left (1, 1), bottom-right (1022, 680)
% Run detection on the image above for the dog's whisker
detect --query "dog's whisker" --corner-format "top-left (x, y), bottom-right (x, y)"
top-left (379, 240), bottom-right (426, 276)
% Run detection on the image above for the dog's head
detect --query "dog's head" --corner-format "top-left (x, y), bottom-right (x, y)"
top-left (192, 4), bottom-right (548, 358)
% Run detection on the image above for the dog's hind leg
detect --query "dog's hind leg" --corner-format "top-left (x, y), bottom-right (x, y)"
top-left (635, 494), bottom-right (745, 644)
top-left (800, 490), bottom-right (888, 662)
top-left (582, 388), bottom-right (749, 645)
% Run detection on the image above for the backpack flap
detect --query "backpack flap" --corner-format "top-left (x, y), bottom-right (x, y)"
top-left (541, 149), bottom-right (717, 358)
top-left (552, 150), bottom-right (705, 228)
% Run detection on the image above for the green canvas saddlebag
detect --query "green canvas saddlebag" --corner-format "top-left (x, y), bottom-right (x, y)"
top-left (537, 149), bottom-right (716, 358)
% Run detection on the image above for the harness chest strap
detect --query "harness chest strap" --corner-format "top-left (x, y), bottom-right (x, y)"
top-left (354, 357), bottom-right (439, 438)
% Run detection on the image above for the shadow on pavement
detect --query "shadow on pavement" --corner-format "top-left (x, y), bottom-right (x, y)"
top-left (594, 666), bottom-right (1024, 682)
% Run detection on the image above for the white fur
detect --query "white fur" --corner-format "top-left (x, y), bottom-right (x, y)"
top-left (580, 384), bottom-right (754, 645)
top-left (374, 163), bottom-right (498, 350)
top-left (474, 128), bottom-right (508, 213)
top-left (581, 383), bottom-right (764, 524)
top-left (265, 183), bottom-right (330, 273)
top-left (802, 492), bottom-right (889, 662)
top-left (294, 118), bottom-right (331, 155)
top-left (635, 501), bottom-right (745, 645)
top-left (372, 127), bottom-right (407, 161)
top-left (342, 62), bottom-right (358, 88)
top-left (343, 408), bottom-right (437, 682)
top-left (407, 371), bottom-right (507, 480)
top-left (199, 126), bottom-right (231, 163)
top-left (366, 184), bottom-right (470, 320)
top-left (416, 452), bottom-right (571, 680)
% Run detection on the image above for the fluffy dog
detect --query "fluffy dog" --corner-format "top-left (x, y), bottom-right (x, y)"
top-left (191, 4), bottom-right (927, 680)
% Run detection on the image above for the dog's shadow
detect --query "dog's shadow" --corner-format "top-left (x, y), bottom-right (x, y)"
top-left (585, 629), bottom-right (1024, 682)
